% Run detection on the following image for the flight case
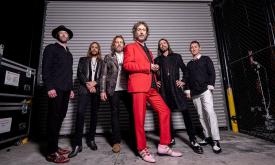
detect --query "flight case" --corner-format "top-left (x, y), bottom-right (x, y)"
top-left (0, 57), bottom-right (36, 144)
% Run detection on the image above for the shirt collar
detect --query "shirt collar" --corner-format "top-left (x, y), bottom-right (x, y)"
top-left (193, 54), bottom-right (201, 60)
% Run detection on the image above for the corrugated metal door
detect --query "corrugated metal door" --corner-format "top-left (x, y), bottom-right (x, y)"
top-left (37, 0), bottom-right (228, 135)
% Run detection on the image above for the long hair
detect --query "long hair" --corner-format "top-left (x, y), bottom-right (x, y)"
top-left (87, 41), bottom-right (102, 61)
top-left (132, 21), bottom-right (150, 41)
top-left (111, 35), bottom-right (125, 54)
top-left (157, 38), bottom-right (173, 56)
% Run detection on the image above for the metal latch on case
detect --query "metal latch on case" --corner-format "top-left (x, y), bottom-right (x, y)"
top-left (24, 84), bottom-right (31, 91)
top-left (21, 103), bottom-right (28, 114)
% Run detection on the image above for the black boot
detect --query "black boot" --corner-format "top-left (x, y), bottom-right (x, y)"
top-left (68, 146), bottom-right (82, 158)
top-left (87, 140), bottom-right (97, 150)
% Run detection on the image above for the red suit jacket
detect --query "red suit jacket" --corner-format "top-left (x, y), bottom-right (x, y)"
top-left (123, 42), bottom-right (155, 93)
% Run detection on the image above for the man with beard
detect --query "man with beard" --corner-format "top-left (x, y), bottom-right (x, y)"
top-left (68, 42), bottom-right (103, 158)
top-left (154, 38), bottom-right (203, 154)
top-left (123, 21), bottom-right (182, 163)
top-left (100, 35), bottom-right (136, 153)
top-left (186, 40), bottom-right (222, 154)
top-left (42, 25), bottom-right (75, 163)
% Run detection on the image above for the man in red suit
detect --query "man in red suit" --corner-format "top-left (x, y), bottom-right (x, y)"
top-left (123, 21), bottom-right (182, 163)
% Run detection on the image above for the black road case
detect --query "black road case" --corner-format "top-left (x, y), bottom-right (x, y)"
top-left (0, 57), bottom-right (36, 144)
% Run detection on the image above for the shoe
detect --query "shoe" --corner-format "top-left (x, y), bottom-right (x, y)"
top-left (57, 147), bottom-right (70, 155)
top-left (139, 148), bottom-right (156, 163)
top-left (68, 146), bottom-right (82, 158)
top-left (46, 152), bottom-right (70, 163)
top-left (112, 143), bottom-right (121, 153)
top-left (212, 140), bottom-right (222, 154)
top-left (157, 144), bottom-right (182, 157)
top-left (190, 140), bottom-right (203, 154)
top-left (170, 138), bottom-right (176, 146)
top-left (199, 137), bottom-right (213, 146)
top-left (87, 140), bottom-right (97, 150)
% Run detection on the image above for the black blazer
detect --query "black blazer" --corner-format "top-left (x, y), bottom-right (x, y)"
top-left (42, 43), bottom-right (73, 91)
top-left (77, 57), bottom-right (103, 95)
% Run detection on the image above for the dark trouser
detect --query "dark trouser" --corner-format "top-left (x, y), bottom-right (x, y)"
top-left (170, 109), bottom-right (196, 141)
top-left (47, 90), bottom-right (70, 154)
top-left (74, 94), bottom-right (100, 147)
top-left (108, 90), bottom-right (135, 144)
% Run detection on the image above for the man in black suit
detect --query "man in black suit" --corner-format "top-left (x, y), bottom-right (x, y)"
top-left (42, 25), bottom-right (74, 163)
top-left (68, 41), bottom-right (103, 158)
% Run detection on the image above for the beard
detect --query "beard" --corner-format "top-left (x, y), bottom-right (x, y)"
top-left (135, 34), bottom-right (147, 42)
top-left (160, 47), bottom-right (168, 53)
top-left (90, 51), bottom-right (98, 57)
top-left (57, 36), bottom-right (68, 44)
top-left (115, 47), bottom-right (123, 53)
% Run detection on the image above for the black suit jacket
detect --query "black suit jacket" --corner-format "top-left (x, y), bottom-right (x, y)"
top-left (77, 57), bottom-right (103, 95)
top-left (42, 43), bottom-right (73, 91)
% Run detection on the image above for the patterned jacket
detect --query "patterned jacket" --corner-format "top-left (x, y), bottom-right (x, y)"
top-left (100, 53), bottom-right (128, 96)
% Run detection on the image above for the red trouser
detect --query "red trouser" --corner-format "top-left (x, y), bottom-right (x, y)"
top-left (132, 88), bottom-right (171, 151)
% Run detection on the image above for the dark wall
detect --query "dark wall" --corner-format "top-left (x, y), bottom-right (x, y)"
top-left (0, 0), bottom-right (45, 69)
top-left (213, 0), bottom-right (275, 138)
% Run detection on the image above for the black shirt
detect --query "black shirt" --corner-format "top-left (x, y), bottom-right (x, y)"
top-left (42, 42), bottom-right (73, 91)
top-left (139, 43), bottom-right (157, 88)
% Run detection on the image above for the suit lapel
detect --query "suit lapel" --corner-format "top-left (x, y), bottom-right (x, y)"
top-left (112, 53), bottom-right (119, 68)
top-left (86, 58), bottom-right (91, 80)
top-left (135, 42), bottom-right (150, 62)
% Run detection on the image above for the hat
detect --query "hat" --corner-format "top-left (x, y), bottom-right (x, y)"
top-left (52, 25), bottom-right (73, 40)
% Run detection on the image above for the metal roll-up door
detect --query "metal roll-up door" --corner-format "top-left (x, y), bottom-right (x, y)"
top-left (37, 0), bottom-right (228, 135)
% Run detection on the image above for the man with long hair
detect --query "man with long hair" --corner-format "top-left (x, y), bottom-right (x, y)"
top-left (69, 42), bottom-right (103, 158)
top-left (155, 38), bottom-right (203, 154)
top-left (100, 35), bottom-right (136, 153)
top-left (123, 21), bottom-right (182, 163)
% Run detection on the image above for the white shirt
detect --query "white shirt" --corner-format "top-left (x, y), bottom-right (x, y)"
top-left (91, 57), bottom-right (97, 81)
top-left (115, 52), bottom-right (127, 91)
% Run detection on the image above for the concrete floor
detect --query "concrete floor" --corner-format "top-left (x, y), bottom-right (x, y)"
top-left (1, 130), bottom-right (275, 165)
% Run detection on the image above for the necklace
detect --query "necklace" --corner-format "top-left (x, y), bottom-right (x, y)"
top-left (91, 58), bottom-right (97, 72)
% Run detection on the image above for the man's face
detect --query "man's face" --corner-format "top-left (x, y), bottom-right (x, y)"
top-left (135, 24), bottom-right (147, 42)
top-left (90, 43), bottom-right (99, 56)
top-left (114, 37), bottom-right (124, 53)
top-left (57, 31), bottom-right (69, 43)
top-left (190, 43), bottom-right (201, 57)
top-left (159, 40), bottom-right (169, 53)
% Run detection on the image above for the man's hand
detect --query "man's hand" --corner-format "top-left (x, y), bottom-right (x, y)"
top-left (157, 81), bottom-right (161, 88)
top-left (48, 89), bottom-right (57, 98)
top-left (86, 81), bottom-right (97, 92)
top-left (90, 87), bottom-right (96, 93)
top-left (100, 92), bottom-right (108, 101)
top-left (151, 64), bottom-right (159, 72)
top-left (86, 81), bottom-right (97, 88)
top-left (176, 80), bottom-right (185, 88)
top-left (70, 90), bottom-right (75, 99)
